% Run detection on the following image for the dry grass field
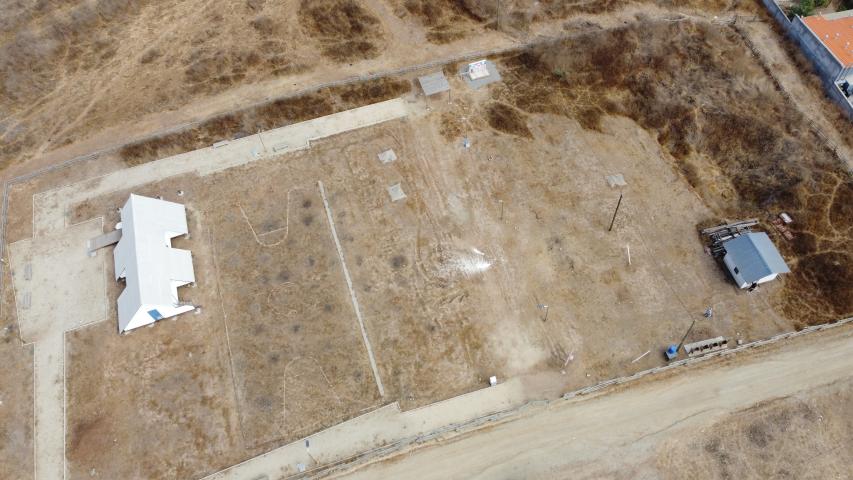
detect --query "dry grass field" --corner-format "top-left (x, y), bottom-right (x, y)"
top-left (1, 1), bottom-right (851, 479)
top-left (0, 0), bottom-right (764, 175)
top-left (658, 377), bottom-right (853, 479)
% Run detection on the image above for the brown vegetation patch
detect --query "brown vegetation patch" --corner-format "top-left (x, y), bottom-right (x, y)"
top-left (493, 20), bottom-right (852, 324)
top-left (298, 0), bottom-right (384, 62)
top-left (119, 77), bottom-right (410, 166)
top-left (485, 102), bottom-right (531, 138)
top-left (398, 0), bottom-right (493, 43)
top-left (535, 0), bottom-right (744, 19)
top-left (439, 112), bottom-right (463, 140)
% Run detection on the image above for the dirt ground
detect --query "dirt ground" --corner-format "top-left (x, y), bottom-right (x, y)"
top-left (657, 377), bottom-right (853, 479)
top-left (332, 326), bottom-right (853, 480)
top-left (56, 57), bottom-right (831, 475)
top-left (1, 3), bottom-right (852, 479)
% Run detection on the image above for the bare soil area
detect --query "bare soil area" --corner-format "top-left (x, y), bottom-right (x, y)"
top-left (487, 19), bottom-right (852, 325)
top-left (1, 6), bottom-right (851, 480)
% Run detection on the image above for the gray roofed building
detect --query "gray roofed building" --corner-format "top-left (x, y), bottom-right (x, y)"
top-left (418, 71), bottom-right (450, 96)
top-left (721, 232), bottom-right (790, 288)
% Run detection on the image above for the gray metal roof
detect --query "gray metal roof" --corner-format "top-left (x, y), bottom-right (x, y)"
top-left (418, 71), bottom-right (450, 96)
top-left (723, 232), bottom-right (790, 283)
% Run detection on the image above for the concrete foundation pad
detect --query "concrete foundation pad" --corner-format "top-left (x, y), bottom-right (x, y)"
top-left (9, 218), bottom-right (107, 343)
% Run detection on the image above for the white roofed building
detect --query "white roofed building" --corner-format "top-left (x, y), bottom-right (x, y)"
top-left (466, 60), bottom-right (490, 80)
top-left (113, 194), bottom-right (196, 333)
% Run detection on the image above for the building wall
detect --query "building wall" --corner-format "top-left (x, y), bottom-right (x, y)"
top-left (761, 0), bottom-right (791, 27)
top-left (759, 0), bottom-right (853, 118)
top-left (789, 16), bottom-right (844, 82)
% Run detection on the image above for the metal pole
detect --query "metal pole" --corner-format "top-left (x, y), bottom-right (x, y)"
top-left (608, 193), bottom-right (623, 232)
top-left (258, 129), bottom-right (268, 154)
top-left (675, 317), bottom-right (697, 354)
top-left (676, 308), bottom-right (712, 353)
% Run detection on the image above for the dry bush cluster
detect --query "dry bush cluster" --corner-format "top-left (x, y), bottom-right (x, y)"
top-left (119, 77), bottom-right (411, 165)
top-left (534, 0), bottom-right (752, 19)
top-left (659, 382), bottom-right (853, 479)
top-left (0, 0), bottom-right (154, 163)
top-left (396, 0), bottom-right (494, 43)
top-left (298, 0), bottom-right (385, 62)
top-left (485, 102), bottom-right (532, 137)
top-left (393, 0), bottom-right (755, 44)
top-left (493, 20), bottom-right (851, 324)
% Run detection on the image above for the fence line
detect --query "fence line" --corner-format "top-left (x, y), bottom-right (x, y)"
top-left (728, 20), bottom-right (851, 173)
top-left (563, 316), bottom-right (852, 399)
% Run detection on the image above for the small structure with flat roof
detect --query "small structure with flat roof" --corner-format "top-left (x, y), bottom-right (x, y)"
top-left (721, 232), bottom-right (790, 289)
top-left (460, 59), bottom-right (502, 90)
top-left (418, 71), bottom-right (450, 96)
top-left (786, 9), bottom-right (853, 115)
top-left (113, 194), bottom-right (196, 333)
top-left (800, 10), bottom-right (853, 81)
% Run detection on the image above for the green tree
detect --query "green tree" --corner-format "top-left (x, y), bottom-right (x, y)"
top-left (789, 0), bottom-right (815, 17)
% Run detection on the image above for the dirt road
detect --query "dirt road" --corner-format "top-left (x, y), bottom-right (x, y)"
top-left (334, 327), bottom-right (853, 479)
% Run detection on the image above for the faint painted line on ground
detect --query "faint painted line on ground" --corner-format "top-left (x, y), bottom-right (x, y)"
top-left (317, 180), bottom-right (385, 398)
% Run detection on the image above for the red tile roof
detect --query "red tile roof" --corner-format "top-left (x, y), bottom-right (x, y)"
top-left (803, 12), bottom-right (853, 67)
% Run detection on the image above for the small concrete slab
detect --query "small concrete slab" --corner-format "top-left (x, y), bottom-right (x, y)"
top-left (606, 174), bottom-right (627, 188)
top-left (87, 228), bottom-right (122, 256)
top-left (387, 183), bottom-right (407, 202)
top-left (9, 218), bottom-right (107, 343)
top-left (378, 149), bottom-right (397, 165)
top-left (459, 60), bottom-right (502, 90)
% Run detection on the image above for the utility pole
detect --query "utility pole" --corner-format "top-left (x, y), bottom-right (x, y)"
top-left (258, 129), bottom-right (267, 154)
top-left (670, 307), bottom-right (713, 360)
top-left (608, 193), bottom-right (623, 232)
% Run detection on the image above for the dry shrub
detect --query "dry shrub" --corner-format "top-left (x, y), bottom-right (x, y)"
top-left (298, 0), bottom-right (384, 62)
top-left (439, 112), bottom-right (463, 140)
top-left (400, 0), bottom-right (492, 43)
top-left (494, 20), bottom-right (851, 324)
top-left (1, 0), bottom-right (152, 95)
top-left (334, 77), bottom-right (411, 104)
top-left (139, 48), bottom-right (161, 64)
top-left (254, 95), bottom-right (335, 128)
top-left (119, 76), bottom-right (410, 166)
top-left (249, 16), bottom-right (276, 35)
top-left (536, 0), bottom-right (737, 19)
top-left (486, 102), bottom-right (532, 138)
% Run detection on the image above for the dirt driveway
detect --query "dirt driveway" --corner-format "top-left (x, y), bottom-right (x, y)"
top-left (335, 326), bottom-right (853, 480)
